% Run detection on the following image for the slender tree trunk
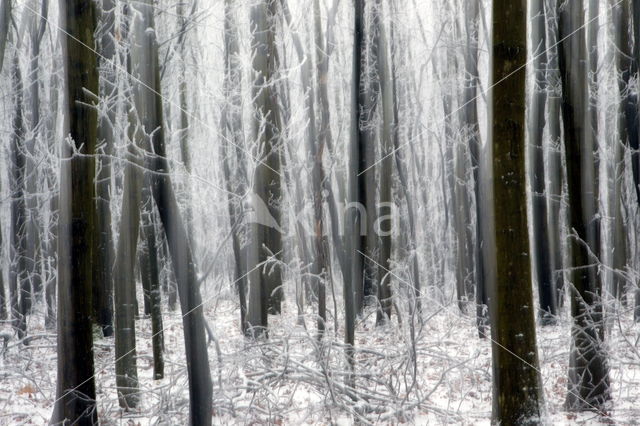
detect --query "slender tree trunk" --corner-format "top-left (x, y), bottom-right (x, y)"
top-left (52, 0), bottom-right (99, 422)
top-left (140, 185), bottom-right (164, 380)
top-left (345, 0), bottom-right (365, 389)
top-left (221, 0), bottom-right (248, 334)
top-left (312, 0), bottom-right (328, 336)
top-left (0, 173), bottom-right (5, 320)
top-left (24, 0), bottom-right (48, 310)
top-left (0, 0), bottom-right (11, 73)
top-left (358, 0), bottom-right (378, 311)
top-left (0, 0), bottom-right (11, 324)
top-left (93, 0), bottom-right (116, 337)
top-left (389, 1), bottom-right (421, 318)
top-left (627, 1), bottom-right (640, 321)
top-left (462, 0), bottom-right (489, 334)
top-left (373, 0), bottom-right (394, 325)
top-left (530, 0), bottom-right (556, 323)
top-left (610, 0), bottom-right (631, 304)
top-left (177, 0), bottom-right (195, 252)
top-left (389, 1), bottom-right (422, 320)
top-left (433, 49), bottom-right (468, 312)
top-left (44, 54), bottom-right (60, 330)
top-left (113, 106), bottom-right (142, 409)
top-left (247, 0), bottom-right (285, 333)
top-left (545, 0), bottom-right (566, 307)
top-left (558, 0), bottom-right (611, 411)
top-left (489, 0), bottom-right (544, 422)
top-left (134, 1), bottom-right (212, 422)
top-left (10, 54), bottom-right (27, 340)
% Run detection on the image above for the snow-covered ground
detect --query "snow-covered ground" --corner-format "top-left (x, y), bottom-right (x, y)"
top-left (1, 286), bottom-right (640, 425)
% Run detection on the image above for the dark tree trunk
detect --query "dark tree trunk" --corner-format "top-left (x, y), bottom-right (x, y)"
top-left (610, 0), bottom-right (631, 304)
top-left (44, 54), bottom-right (60, 330)
top-left (134, 1), bottom-right (212, 422)
top-left (462, 0), bottom-right (489, 334)
top-left (489, 0), bottom-right (544, 422)
top-left (113, 106), bottom-right (142, 409)
top-left (311, 0), bottom-right (328, 336)
top-left (626, 0), bottom-right (640, 320)
top-left (544, 0), bottom-right (566, 307)
top-left (140, 186), bottom-right (164, 380)
top-left (558, 0), bottom-right (611, 411)
top-left (247, 0), bottom-right (285, 334)
top-left (529, 0), bottom-right (556, 323)
top-left (10, 54), bottom-right (27, 340)
top-left (24, 0), bottom-right (48, 310)
top-left (220, 0), bottom-right (248, 334)
top-left (52, 0), bottom-right (99, 422)
top-left (345, 0), bottom-right (365, 389)
top-left (372, 0), bottom-right (394, 325)
top-left (93, 0), bottom-right (117, 337)
top-left (359, 2), bottom-right (381, 312)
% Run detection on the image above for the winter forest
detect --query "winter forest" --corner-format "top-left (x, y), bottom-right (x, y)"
top-left (3, 0), bottom-right (640, 424)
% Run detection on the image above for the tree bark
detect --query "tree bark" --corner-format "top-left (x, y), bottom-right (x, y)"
top-left (610, 0), bottom-right (631, 304)
top-left (247, 0), bottom-right (285, 333)
top-left (134, 1), bottom-right (213, 422)
top-left (558, 0), bottom-right (611, 411)
top-left (0, 0), bottom-right (11, 323)
top-left (140, 186), bottom-right (164, 380)
top-left (345, 0), bottom-right (365, 388)
top-left (544, 0), bottom-right (566, 307)
top-left (23, 0), bottom-right (48, 311)
top-left (311, 0), bottom-right (328, 336)
top-left (529, 0), bottom-right (556, 324)
top-left (113, 105), bottom-right (142, 409)
top-left (52, 0), bottom-right (99, 422)
top-left (462, 0), bottom-right (489, 334)
top-left (10, 53), bottom-right (27, 340)
top-left (93, 0), bottom-right (117, 337)
top-left (372, 0), bottom-right (394, 325)
top-left (220, 0), bottom-right (248, 334)
top-left (489, 0), bottom-right (544, 422)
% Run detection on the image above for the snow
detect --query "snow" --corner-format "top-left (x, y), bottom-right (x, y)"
top-left (1, 287), bottom-right (640, 424)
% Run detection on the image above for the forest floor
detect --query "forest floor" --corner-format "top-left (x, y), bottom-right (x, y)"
top-left (1, 284), bottom-right (640, 425)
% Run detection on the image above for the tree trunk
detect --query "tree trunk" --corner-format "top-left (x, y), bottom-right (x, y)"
top-left (544, 0), bottom-right (566, 307)
top-left (247, 0), bottom-right (285, 333)
top-left (24, 0), bottom-right (48, 311)
top-left (373, 0), bottom-right (394, 325)
top-left (462, 0), bottom-right (489, 334)
top-left (311, 0), bottom-right (328, 337)
top-left (529, 0), bottom-right (556, 323)
top-left (489, 0), bottom-right (544, 422)
top-left (0, 0), bottom-right (11, 324)
top-left (52, 0), bottom-right (99, 422)
top-left (388, 0), bottom-right (421, 319)
top-left (177, 0), bottom-right (195, 252)
top-left (0, 0), bottom-right (11, 72)
top-left (558, 0), bottom-right (611, 411)
top-left (220, 0), bottom-right (248, 334)
top-left (93, 0), bottom-right (116, 337)
top-left (113, 105), bottom-right (142, 409)
top-left (610, 0), bottom-right (631, 304)
top-left (134, 1), bottom-right (213, 422)
top-left (10, 54), bottom-right (27, 340)
top-left (140, 186), bottom-right (164, 380)
top-left (345, 0), bottom-right (365, 388)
